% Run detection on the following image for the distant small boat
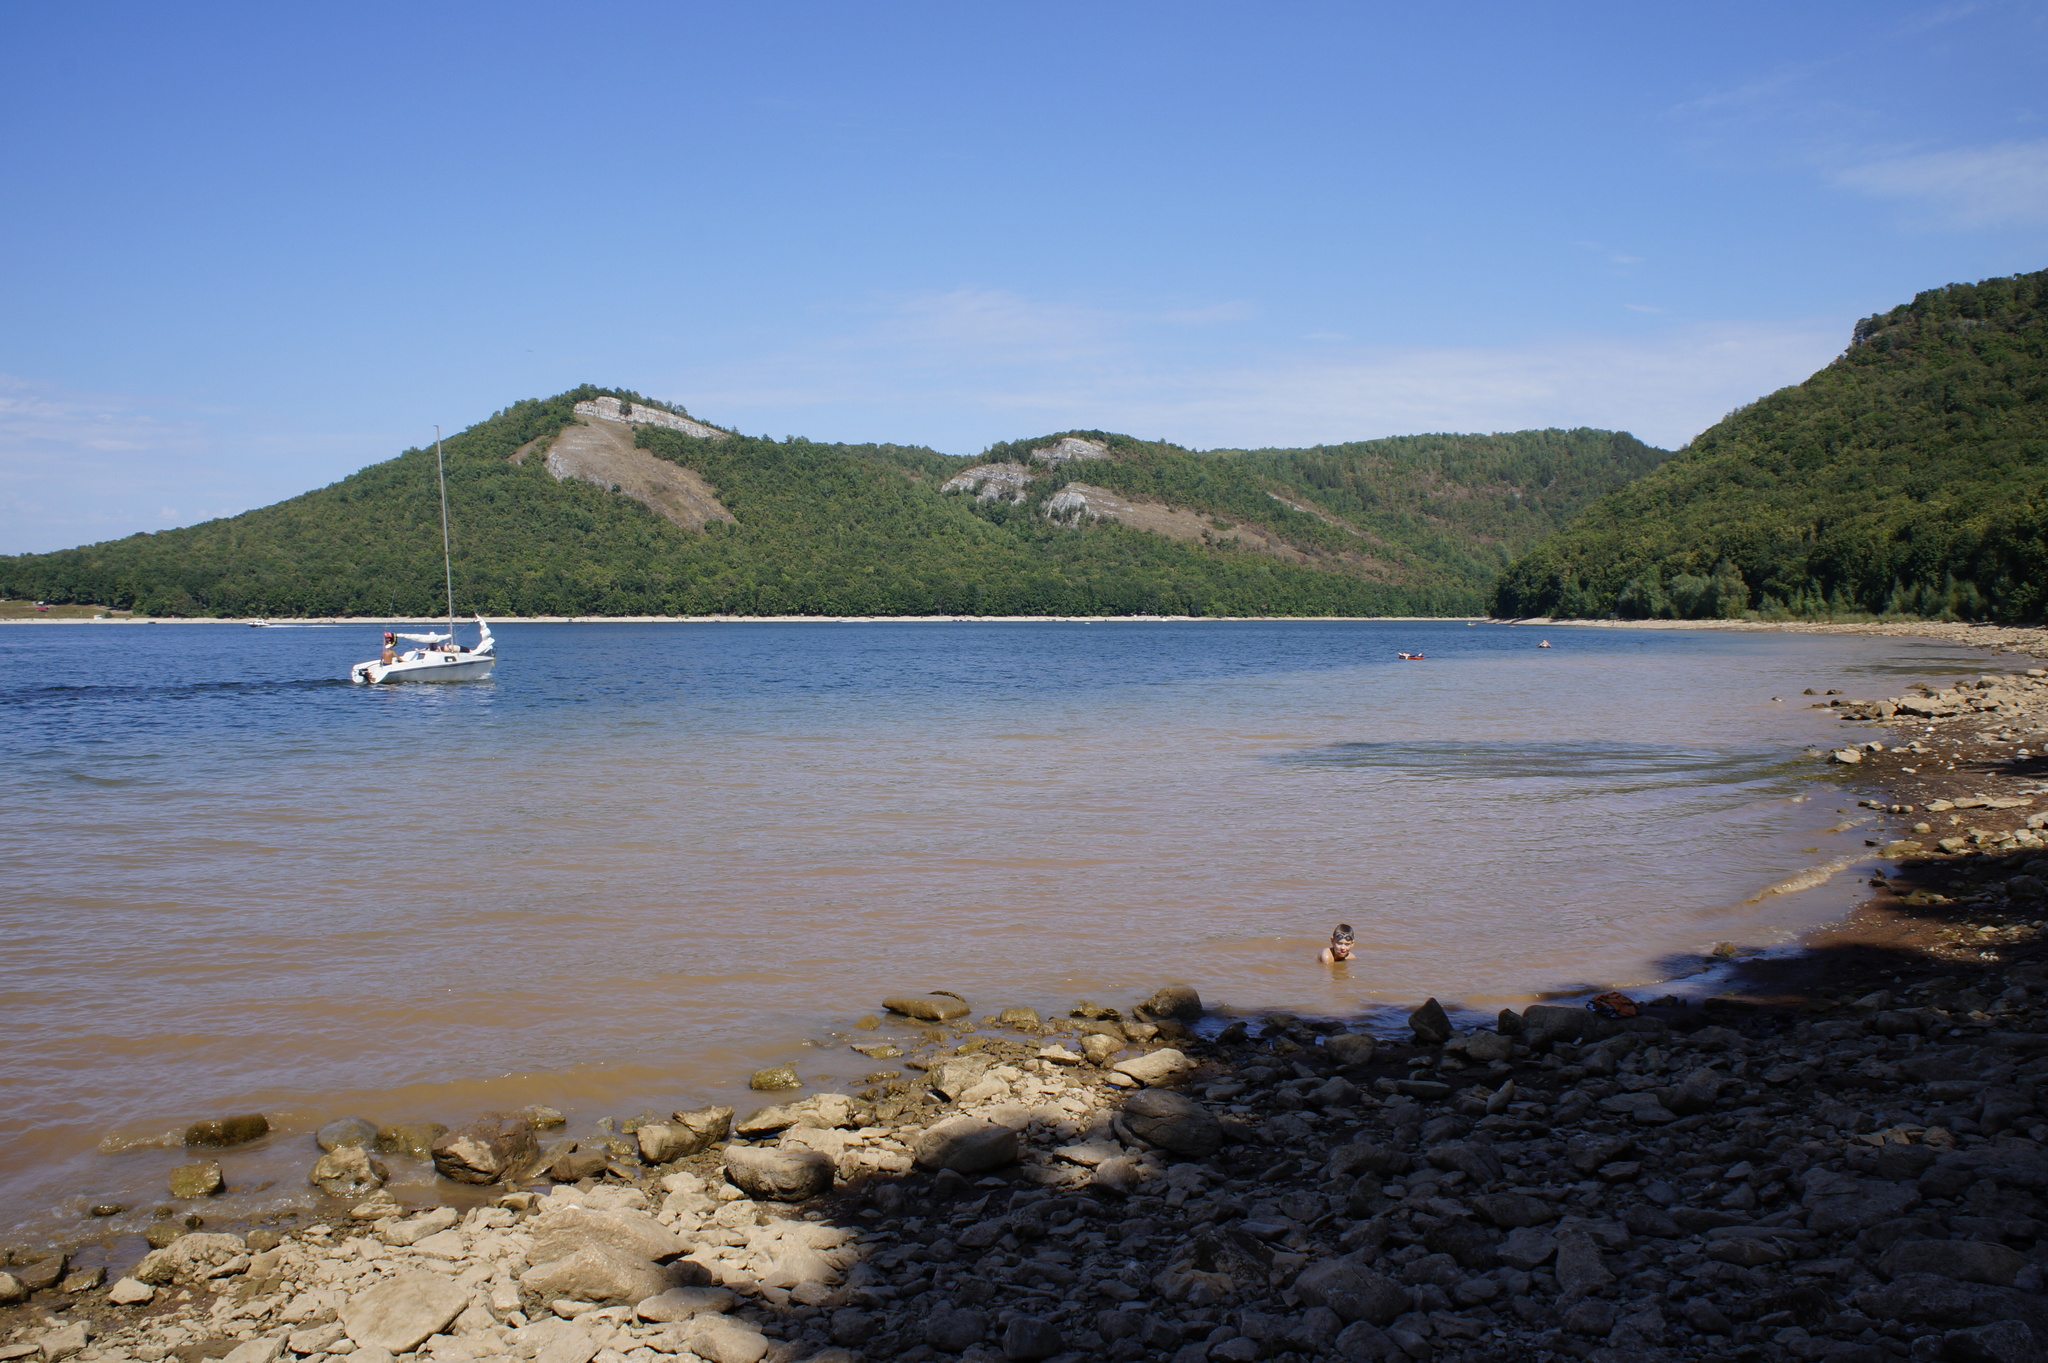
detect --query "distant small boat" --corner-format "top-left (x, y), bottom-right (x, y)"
top-left (1397, 651), bottom-right (1426, 661)
top-left (1538, 640), bottom-right (1552, 649)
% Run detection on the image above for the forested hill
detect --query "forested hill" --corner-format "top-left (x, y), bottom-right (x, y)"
top-left (1492, 268), bottom-right (2048, 623)
top-left (0, 384), bottom-right (1666, 618)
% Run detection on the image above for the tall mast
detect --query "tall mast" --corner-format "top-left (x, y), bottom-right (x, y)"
top-left (434, 426), bottom-right (456, 645)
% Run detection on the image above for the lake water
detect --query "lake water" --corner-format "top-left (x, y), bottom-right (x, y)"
top-left (0, 618), bottom-right (1992, 1247)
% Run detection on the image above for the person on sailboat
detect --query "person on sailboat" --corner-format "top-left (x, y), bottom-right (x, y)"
top-left (1319, 924), bottom-right (1357, 963)
top-left (380, 632), bottom-right (396, 666)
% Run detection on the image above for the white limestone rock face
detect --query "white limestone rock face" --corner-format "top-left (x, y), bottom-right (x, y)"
top-left (1030, 437), bottom-right (1110, 463)
top-left (573, 396), bottom-right (725, 439)
top-left (940, 463), bottom-right (1035, 502)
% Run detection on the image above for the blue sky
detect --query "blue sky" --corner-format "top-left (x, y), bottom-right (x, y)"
top-left (2, 2), bottom-right (2045, 553)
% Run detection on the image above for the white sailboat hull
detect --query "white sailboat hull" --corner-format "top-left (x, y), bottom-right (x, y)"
top-left (350, 652), bottom-right (496, 684)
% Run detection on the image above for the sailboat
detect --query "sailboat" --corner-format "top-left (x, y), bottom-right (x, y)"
top-left (349, 427), bottom-right (497, 684)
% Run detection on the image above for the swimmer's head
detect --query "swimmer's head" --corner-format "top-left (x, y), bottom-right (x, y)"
top-left (1332, 923), bottom-right (1354, 945)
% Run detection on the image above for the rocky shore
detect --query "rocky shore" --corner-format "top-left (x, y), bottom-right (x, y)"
top-left (9, 656), bottom-right (2048, 1363)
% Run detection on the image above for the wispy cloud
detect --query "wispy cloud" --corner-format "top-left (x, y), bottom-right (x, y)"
top-left (1832, 138), bottom-right (2048, 227)
top-left (0, 377), bottom-right (383, 555)
top-left (680, 290), bottom-right (1843, 453)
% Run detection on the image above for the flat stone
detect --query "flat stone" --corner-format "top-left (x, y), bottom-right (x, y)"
top-left (1324, 1033), bottom-right (1378, 1066)
top-left (1495, 1227), bottom-right (1558, 1270)
top-left (1000, 1316), bottom-right (1064, 1361)
top-left (1036, 1044), bottom-right (1084, 1065)
top-left (924, 1307), bottom-right (988, 1352)
top-left (168, 1161), bottom-right (224, 1198)
top-left (1879, 1239), bottom-right (2027, 1287)
top-left (37, 1324), bottom-right (87, 1361)
top-left (850, 1042), bottom-right (902, 1059)
top-left (221, 1336), bottom-right (284, 1363)
top-left (185, 1114), bottom-right (269, 1148)
top-left (635, 1287), bottom-right (737, 1322)
top-left (341, 1271), bottom-right (469, 1353)
top-left (1853, 1273), bottom-right (2048, 1337)
top-left (1597, 1093), bottom-right (1676, 1125)
top-left (684, 1319), bottom-right (769, 1363)
top-left (1806, 1171), bottom-right (1922, 1234)
top-left (309, 1145), bottom-right (388, 1197)
top-left (519, 1244), bottom-right (670, 1306)
top-left (913, 1116), bottom-right (1020, 1173)
top-left (106, 1278), bottom-right (155, 1306)
top-left (1111, 1048), bottom-right (1194, 1086)
top-left (881, 992), bottom-right (970, 1022)
top-left (723, 1144), bottom-right (834, 1200)
top-left (383, 1207), bottom-right (458, 1245)
top-left (1053, 1141), bottom-right (1124, 1167)
top-left (1469, 1193), bottom-right (1557, 1229)
top-left (531, 1205), bottom-right (687, 1264)
top-left (1293, 1260), bottom-right (1407, 1326)
top-left (133, 1233), bottom-right (247, 1286)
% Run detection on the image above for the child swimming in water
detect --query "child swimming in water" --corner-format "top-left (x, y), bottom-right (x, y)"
top-left (1319, 924), bottom-right (1355, 963)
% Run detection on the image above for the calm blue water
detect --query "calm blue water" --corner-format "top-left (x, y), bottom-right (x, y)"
top-left (0, 618), bottom-right (1992, 1242)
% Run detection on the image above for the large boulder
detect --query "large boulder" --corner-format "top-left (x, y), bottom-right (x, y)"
top-left (1520, 1004), bottom-right (1591, 1049)
top-left (736, 1095), bottom-right (858, 1137)
top-left (431, 1118), bottom-right (536, 1184)
top-left (531, 1205), bottom-right (686, 1263)
top-left (724, 1145), bottom-right (834, 1201)
top-left (882, 992), bottom-right (970, 1022)
top-left (637, 1105), bottom-right (732, 1163)
top-left (1112, 1048), bottom-right (1194, 1087)
top-left (341, 1271), bottom-right (469, 1352)
top-left (1117, 1089), bottom-right (1222, 1157)
top-left (133, 1233), bottom-right (247, 1286)
top-left (1138, 985), bottom-right (1202, 1021)
top-left (1293, 1260), bottom-right (1407, 1326)
top-left (519, 1244), bottom-right (670, 1306)
top-left (309, 1146), bottom-right (388, 1198)
top-left (912, 1117), bottom-right (1020, 1173)
top-left (185, 1114), bottom-right (269, 1148)
top-left (1408, 999), bottom-right (1453, 1046)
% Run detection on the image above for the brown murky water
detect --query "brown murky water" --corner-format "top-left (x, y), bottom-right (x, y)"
top-left (0, 619), bottom-right (1992, 1247)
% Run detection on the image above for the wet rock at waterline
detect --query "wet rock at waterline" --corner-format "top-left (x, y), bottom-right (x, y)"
top-left (635, 1105), bottom-right (733, 1163)
top-left (746, 1064), bottom-right (800, 1092)
top-left (429, 1118), bottom-right (535, 1184)
top-left (373, 1122), bottom-right (447, 1160)
top-left (1408, 996), bottom-right (1453, 1045)
top-left (309, 1145), bottom-right (388, 1197)
top-left (880, 991), bottom-right (970, 1022)
top-left (184, 1114), bottom-right (268, 1148)
top-left (1137, 983), bottom-right (1202, 1020)
top-left (315, 1116), bottom-right (379, 1151)
top-left (166, 1161), bottom-right (223, 1198)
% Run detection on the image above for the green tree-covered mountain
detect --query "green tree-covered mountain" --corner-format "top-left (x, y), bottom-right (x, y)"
top-left (0, 384), bottom-right (1668, 618)
top-left (1492, 268), bottom-right (2048, 622)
